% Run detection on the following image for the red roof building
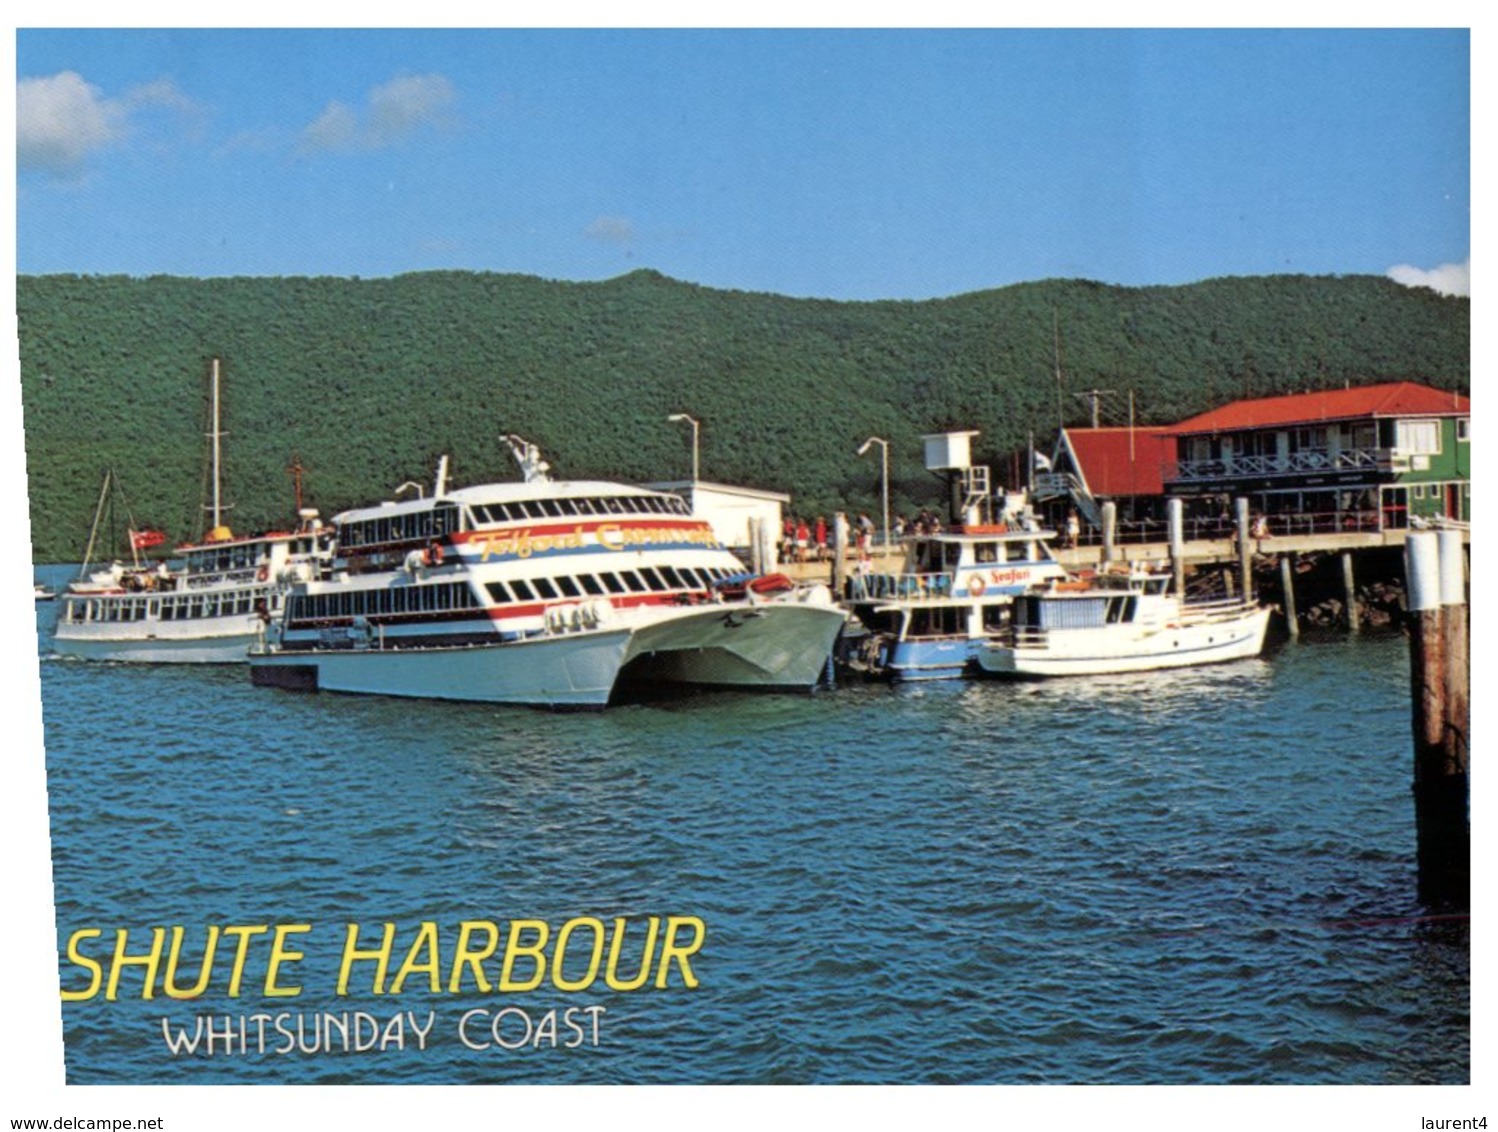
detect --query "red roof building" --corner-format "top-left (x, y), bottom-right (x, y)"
top-left (1172, 381), bottom-right (1469, 435)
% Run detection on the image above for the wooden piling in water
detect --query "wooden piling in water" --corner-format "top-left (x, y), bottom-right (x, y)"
top-left (1279, 553), bottom-right (1299, 639)
top-left (1341, 551), bottom-right (1359, 632)
top-left (831, 511), bottom-right (848, 598)
top-left (1235, 497), bottom-right (1251, 599)
top-left (1101, 501), bottom-right (1117, 565)
top-left (1168, 498), bottom-right (1184, 596)
top-left (1405, 531), bottom-right (1468, 906)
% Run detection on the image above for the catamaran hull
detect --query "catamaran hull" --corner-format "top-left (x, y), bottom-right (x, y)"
top-left (616, 603), bottom-right (847, 692)
top-left (250, 603), bottom-right (847, 707)
top-left (52, 620), bottom-right (263, 664)
top-left (251, 629), bottom-right (634, 708)
top-left (977, 607), bottom-right (1271, 678)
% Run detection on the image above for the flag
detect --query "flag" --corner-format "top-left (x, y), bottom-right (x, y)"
top-left (130, 528), bottom-right (167, 550)
top-left (1032, 452), bottom-right (1053, 471)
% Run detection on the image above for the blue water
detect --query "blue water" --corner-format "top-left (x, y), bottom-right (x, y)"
top-left (32, 564), bottom-right (1468, 1085)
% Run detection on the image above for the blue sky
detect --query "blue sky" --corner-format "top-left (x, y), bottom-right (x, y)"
top-left (14, 27), bottom-right (1473, 301)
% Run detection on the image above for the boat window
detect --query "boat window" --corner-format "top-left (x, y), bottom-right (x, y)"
top-left (603, 497), bottom-right (626, 515)
top-left (572, 498), bottom-right (596, 516)
top-left (620, 570), bottom-right (648, 593)
top-left (975, 542), bottom-right (998, 564)
top-left (485, 582), bottom-right (512, 604)
top-left (578, 574), bottom-right (604, 596)
top-left (532, 577), bottom-right (559, 600)
top-left (510, 579), bottom-right (537, 602)
top-left (658, 565), bottom-right (684, 588)
top-left (554, 575), bottom-right (581, 598)
top-left (640, 567), bottom-right (668, 590)
top-left (598, 572), bottom-right (626, 594)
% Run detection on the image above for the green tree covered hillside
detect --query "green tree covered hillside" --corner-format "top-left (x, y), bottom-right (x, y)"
top-left (18, 270), bottom-right (1469, 562)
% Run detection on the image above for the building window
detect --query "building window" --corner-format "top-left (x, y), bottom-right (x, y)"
top-left (1396, 419), bottom-right (1442, 455)
top-left (1458, 418), bottom-right (1470, 442)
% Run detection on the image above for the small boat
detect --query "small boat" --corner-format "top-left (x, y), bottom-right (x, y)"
top-left (249, 436), bottom-right (847, 708)
top-left (52, 360), bottom-right (334, 663)
top-left (975, 567), bottom-right (1270, 678)
top-left (34, 583), bottom-right (56, 601)
top-left (839, 430), bottom-right (1067, 681)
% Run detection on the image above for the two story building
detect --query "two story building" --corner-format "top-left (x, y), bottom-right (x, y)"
top-left (1163, 382), bottom-right (1469, 532)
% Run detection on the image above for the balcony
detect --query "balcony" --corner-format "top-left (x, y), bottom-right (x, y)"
top-left (1169, 447), bottom-right (1398, 484)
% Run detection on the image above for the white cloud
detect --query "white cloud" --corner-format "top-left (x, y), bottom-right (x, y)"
top-left (17, 71), bottom-right (126, 177)
top-left (1387, 258), bottom-right (1470, 298)
top-left (298, 73), bottom-right (455, 156)
top-left (586, 216), bottom-right (636, 246)
top-left (18, 72), bottom-right (204, 178)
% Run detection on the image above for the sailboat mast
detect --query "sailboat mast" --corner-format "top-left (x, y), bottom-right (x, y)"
top-left (77, 470), bottom-right (111, 579)
top-left (210, 358), bottom-right (223, 531)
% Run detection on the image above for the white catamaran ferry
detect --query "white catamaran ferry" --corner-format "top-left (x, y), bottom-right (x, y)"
top-left (249, 437), bottom-right (847, 708)
top-left (52, 360), bottom-right (335, 663)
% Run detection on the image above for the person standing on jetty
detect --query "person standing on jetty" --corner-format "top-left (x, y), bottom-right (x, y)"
top-left (814, 515), bottom-right (828, 562)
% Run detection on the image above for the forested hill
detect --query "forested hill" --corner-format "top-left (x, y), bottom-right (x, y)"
top-left (18, 270), bottom-right (1469, 562)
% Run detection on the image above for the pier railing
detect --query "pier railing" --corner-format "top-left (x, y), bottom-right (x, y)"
top-left (1072, 509), bottom-right (1391, 548)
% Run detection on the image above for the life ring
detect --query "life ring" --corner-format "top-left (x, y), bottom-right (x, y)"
top-left (256, 565), bottom-right (269, 583)
top-left (423, 543), bottom-right (445, 568)
top-left (967, 576), bottom-right (985, 598)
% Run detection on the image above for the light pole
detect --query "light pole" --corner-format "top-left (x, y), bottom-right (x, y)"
top-left (668, 413), bottom-right (700, 483)
top-left (857, 436), bottom-right (891, 551)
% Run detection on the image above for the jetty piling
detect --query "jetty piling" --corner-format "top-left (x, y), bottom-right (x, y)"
top-left (1279, 554), bottom-right (1300, 639)
top-left (1235, 497), bottom-right (1251, 599)
top-left (1167, 498), bottom-right (1185, 596)
top-left (1404, 530), bottom-right (1468, 907)
top-left (1101, 501), bottom-right (1117, 565)
top-left (1341, 552), bottom-right (1359, 632)
top-left (831, 512), bottom-right (848, 597)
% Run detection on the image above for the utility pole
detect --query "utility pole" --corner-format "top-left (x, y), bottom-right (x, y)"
top-left (1074, 389), bottom-right (1116, 428)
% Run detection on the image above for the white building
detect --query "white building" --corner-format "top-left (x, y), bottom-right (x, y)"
top-left (647, 480), bottom-right (791, 562)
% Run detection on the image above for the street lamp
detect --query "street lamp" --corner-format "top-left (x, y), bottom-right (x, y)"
top-left (667, 413), bottom-right (700, 483)
top-left (857, 436), bottom-right (891, 551)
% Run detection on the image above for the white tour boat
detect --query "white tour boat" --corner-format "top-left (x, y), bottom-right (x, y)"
top-left (841, 431), bottom-right (1067, 681)
top-left (248, 437), bottom-right (847, 708)
top-left (52, 360), bottom-right (334, 663)
top-left (975, 567), bottom-right (1271, 678)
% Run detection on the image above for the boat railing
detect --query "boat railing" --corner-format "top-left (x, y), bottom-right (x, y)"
top-left (846, 572), bottom-right (958, 601)
top-left (1174, 596), bottom-right (1263, 625)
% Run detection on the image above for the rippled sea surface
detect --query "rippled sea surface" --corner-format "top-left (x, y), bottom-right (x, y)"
top-left (33, 566), bottom-right (1468, 1085)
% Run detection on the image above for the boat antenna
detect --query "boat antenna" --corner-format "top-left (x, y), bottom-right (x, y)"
top-left (504, 435), bottom-right (552, 484)
top-left (1053, 310), bottom-right (1065, 429)
top-left (287, 453), bottom-right (306, 515)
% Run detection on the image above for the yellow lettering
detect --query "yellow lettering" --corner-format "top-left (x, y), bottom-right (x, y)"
top-left (221, 925), bottom-right (269, 997)
top-left (390, 920), bottom-right (442, 994)
top-left (499, 920), bottom-right (550, 991)
top-left (604, 917), bottom-right (659, 992)
top-left (655, 916), bottom-right (706, 989)
top-left (106, 927), bottom-right (167, 1001)
top-left (596, 524), bottom-right (624, 551)
top-left (264, 924), bottom-right (310, 997)
top-left (338, 922), bottom-right (396, 995)
top-left (551, 917), bottom-right (605, 992)
top-left (163, 925), bottom-right (219, 1000)
top-left (59, 928), bottom-right (104, 1002)
top-left (448, 920), bottom-right (499, 994)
